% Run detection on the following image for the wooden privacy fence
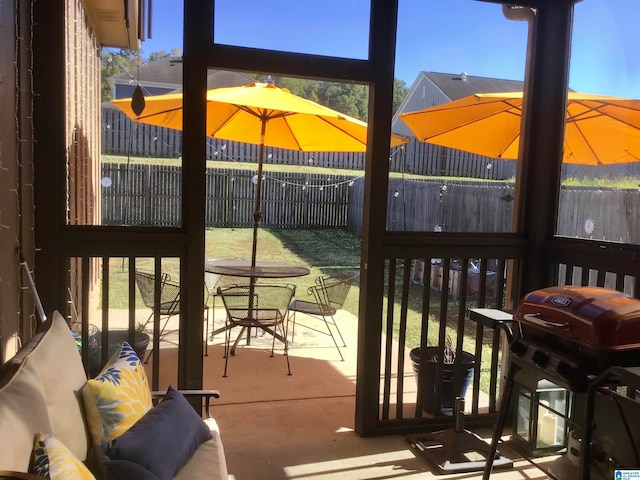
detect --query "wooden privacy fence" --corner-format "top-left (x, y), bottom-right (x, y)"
top-left (102, 162), bottom-right (640, 244)
top-left (348, 177), bottom-right (640, 244)
top-left (102, 163), bottom-right (355, 228)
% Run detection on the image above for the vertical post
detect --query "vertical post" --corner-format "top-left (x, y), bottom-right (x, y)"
top-left (512, 2), bottom-right (574, 296)
top-left (355, 0), bottom-right (399, 436)
top-left (180, 0), bottom-right (210, 392)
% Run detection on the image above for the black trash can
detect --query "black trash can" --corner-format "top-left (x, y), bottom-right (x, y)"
top-left (87, 330), bottom-right (150, 377)
top-left (410, 346), bottom-right (475, 415)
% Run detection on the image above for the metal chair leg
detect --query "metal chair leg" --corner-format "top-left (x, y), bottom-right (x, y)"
top-left (204, 306), bottom-right (209, 356)
top-left (279, 322), bottom-right (292, 376)
top-left (223, 320), bottom-right (233, 377)
top-left (322, 316), bottom-right (344, 361)
top-left (330, 315), bottom-right (347, 347)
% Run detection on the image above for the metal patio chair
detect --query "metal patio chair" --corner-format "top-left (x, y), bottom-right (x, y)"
top-left (135, 269), bottom-right (210, 361)
top-left (288, 271), bottom-right (359, 361)
top-left (217, 283), bottom-right (296, 377)
top-left (204, 258), bottom-right (247, 341)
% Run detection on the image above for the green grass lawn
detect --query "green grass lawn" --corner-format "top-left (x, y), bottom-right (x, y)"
top-left (104, 227), bottom-right (362, 316)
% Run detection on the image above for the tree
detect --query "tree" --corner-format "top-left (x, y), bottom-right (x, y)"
top-left (259, 76), bottom-right (408, 120)
top-left (393, 78), bottom-right (409, 115)
top-left (100, 49), bottom-right (143, 102)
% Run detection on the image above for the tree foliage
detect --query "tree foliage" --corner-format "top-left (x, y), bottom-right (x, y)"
top-left (256, 75), bottom-right (408, 120)
top-left (101, 49), bottom-right (144, 102)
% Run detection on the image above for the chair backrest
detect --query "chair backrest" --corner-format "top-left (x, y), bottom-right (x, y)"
top-left (134, 270), bottom-right (180, 314)
top-left (217, 284), bottom-right (296, 325)
top-left (312, 271), bottom-right (359, 310)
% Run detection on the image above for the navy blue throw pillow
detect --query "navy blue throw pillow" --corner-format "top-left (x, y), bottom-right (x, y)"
top-left (105, 459), bottom-right (161, 480)
top-left (104, 386), bottom-right (212, 480)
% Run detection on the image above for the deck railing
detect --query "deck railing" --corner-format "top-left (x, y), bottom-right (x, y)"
top-left (370, 233), bottom-right (526, 434)
top-left (66, 235), bottom-right (640, 433)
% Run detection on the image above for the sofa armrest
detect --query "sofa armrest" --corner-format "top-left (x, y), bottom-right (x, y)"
top-left (150, 389), bottom-right (221, 418)
top-left (0, 472), bottom-right (46, 480)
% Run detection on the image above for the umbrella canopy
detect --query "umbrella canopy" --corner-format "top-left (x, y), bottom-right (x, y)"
top-left (113, 82), bottom-right (407, 266)
top-left (399, 91), bottom-right (640, 165)
top-left (113, 81), bottom-right (408, 151)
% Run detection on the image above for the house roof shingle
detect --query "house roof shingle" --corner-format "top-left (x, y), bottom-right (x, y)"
top-left (111, 55), bottom-right (253, 91)
top-left (424, 71), bottom-right (525, 101)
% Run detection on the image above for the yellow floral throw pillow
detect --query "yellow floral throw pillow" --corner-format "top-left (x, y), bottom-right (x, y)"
top-left (82, 342), bottom-right (153, 446)
top-left (31, 433), bottom-right (96, 479)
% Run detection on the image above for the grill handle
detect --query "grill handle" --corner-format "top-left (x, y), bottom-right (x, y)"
top-left (523, 313), bottom-right (571, 330)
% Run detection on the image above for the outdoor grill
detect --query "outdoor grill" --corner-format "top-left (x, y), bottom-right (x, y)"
top-left (509, 285), bottom-right (640, 392)
top-left (482, 286), bottom-right (640, 480)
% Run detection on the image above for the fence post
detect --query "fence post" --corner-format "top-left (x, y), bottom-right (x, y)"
top-left (144, 164), bottom-right (151, 225)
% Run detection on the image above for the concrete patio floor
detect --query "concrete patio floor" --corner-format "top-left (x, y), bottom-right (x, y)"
top-left (129, 308), bottom-right (558, 480)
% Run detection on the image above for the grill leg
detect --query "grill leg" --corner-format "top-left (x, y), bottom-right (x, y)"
top-left (483, 360), bottom-right (518, 480)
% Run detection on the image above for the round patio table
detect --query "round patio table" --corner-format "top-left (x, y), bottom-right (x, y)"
top-left (205, 259), bottom-right (310, 345)
top-left (204, 258), bottom-right (310, 279)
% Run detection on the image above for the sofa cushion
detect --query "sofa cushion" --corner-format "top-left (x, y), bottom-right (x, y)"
top-left (82, 342), bottom-right (153, 446)
top-left (104, 386), bottom-right (212, 480)
top-left (173, 418), bottom-right (228, 480)
top-left (0, 364), bottom-right (52, 472)
top-left (30, 433), bottom-right (96, 480)
top-left (105, 459), bottom-right (161, 480)
top-left (19, 311), bottom-right (91, 461)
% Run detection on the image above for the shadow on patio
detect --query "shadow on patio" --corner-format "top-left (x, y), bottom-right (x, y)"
top-left (135, 309), bottom-right (555, 480)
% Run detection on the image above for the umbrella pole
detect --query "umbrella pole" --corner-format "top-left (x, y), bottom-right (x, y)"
top-left (248, 117), bottom-right (267, 319)
top-left (251, 117), bottom-right (267, 269)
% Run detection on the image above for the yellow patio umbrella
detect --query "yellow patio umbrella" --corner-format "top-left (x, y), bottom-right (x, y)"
top-left (399, 91), bottom-right (640, 165)
top-left (113, 82), bottom-right (408, 266)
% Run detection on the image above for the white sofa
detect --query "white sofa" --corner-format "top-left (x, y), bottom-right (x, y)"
top-left (0, 311), bottom-right (228, 479)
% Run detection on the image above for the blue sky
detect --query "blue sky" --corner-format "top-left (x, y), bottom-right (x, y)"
top-left (138, 0), bottom-right (639, 98)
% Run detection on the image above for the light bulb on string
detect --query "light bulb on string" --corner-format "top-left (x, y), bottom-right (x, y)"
top-left (394, 191), bottom-right (399, 198)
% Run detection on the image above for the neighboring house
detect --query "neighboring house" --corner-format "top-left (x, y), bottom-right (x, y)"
top-left (392, 71), bottom-right (524, 137)
top-left (391, 72), bottom-right (524, 179)
top-left (109, 55), bottom-right (253, 99)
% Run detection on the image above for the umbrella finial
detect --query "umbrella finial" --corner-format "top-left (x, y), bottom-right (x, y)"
top-left (131, 85), bottom-right (146, 116)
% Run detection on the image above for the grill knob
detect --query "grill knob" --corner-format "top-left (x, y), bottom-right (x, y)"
top-left (556, 361), bottom-right (575, 379)
top-left (510, 340), bottom-right (527, 356)
top-left (532, 350), bottom-right (549, 368)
